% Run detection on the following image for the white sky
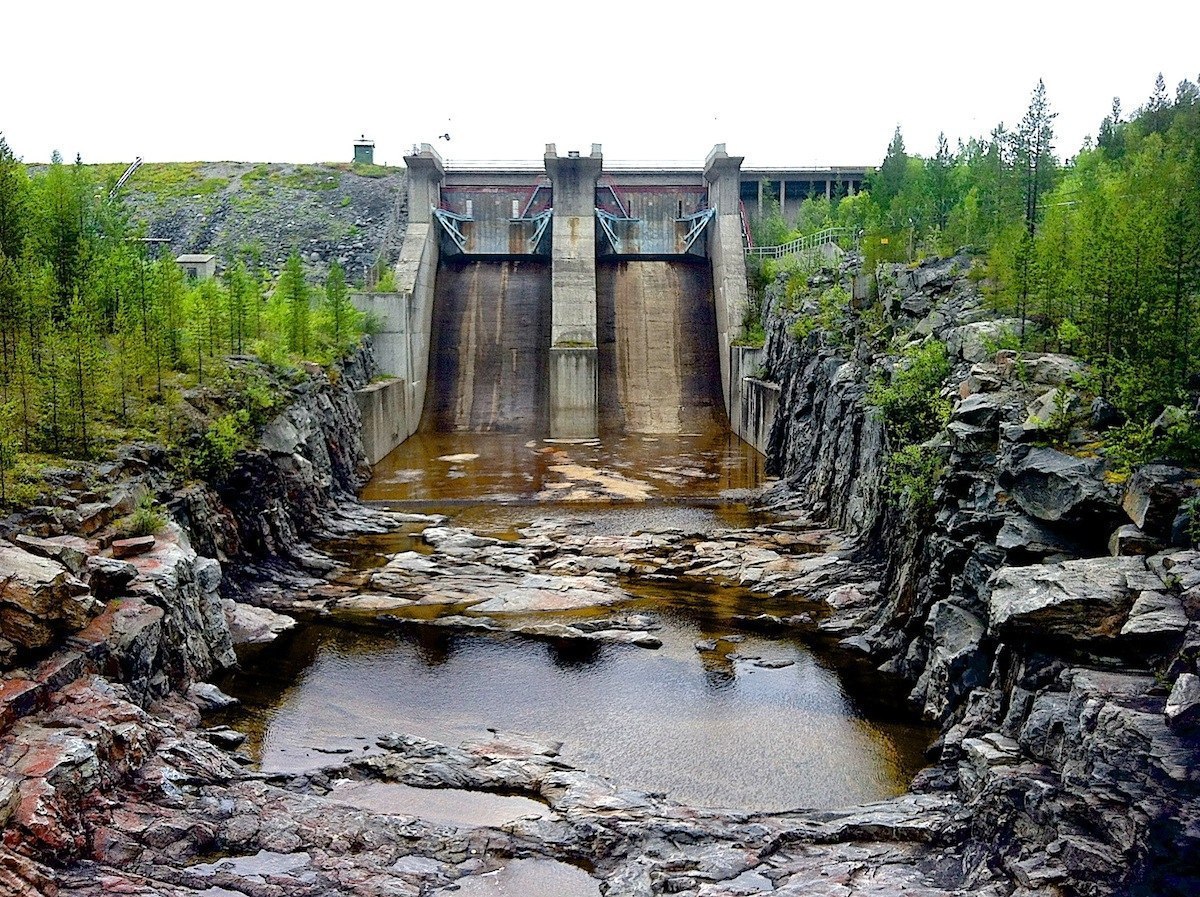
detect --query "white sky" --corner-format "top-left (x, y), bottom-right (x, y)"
top-left (5, 0), bottom-right (1198, 169)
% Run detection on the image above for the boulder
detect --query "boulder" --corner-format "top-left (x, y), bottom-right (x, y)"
top-left (1001, 445), bottom-right (1118, 524)
top-left (187, 682), bottom-right (240, 711)
top-left (1026, 387), bottom-right (1079, 424)
top-left (1165, 673), bottom-right (1200, 729)
top-left (11, 535), bottom-right (93, 576)
top-left (1022, 353), bottom-right (1088, 387)
top-left (1151, 404), bottom-right (1195, 438)
top-left (1121, 464), bottom-right (1197, 539)
top-left (953, 393), bottom-right (1004, 429)
top-left (1120, 591), bottom-right (1188, 639)
top-left (996, 513), bottom-right (1081, 560)
top-left (946, 320), bottom-right (1021, 364)
top-left (988, 556), bottom-right (1149, 641)
top-left (0, 544), bottom-right (97, 650)
top-left (222, 600), bottom-right (296, 645)
top-left (912, 600), bottom-right (988, 719)
top-left (77, 502), bottom-right (113, 535)
top-left (1108, 524), bottom-right (1162, 557)
top-left (85, 556), bottom-right (139, 600)
top-left (1090, 397), bottom-right (1124, 430)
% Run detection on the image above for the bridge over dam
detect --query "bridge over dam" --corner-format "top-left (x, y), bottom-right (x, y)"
top-left (351, 143), bottom-right (869, 462)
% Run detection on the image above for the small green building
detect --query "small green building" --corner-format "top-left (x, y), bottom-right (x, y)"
top-left (353, 135), bottom-right (375, 165)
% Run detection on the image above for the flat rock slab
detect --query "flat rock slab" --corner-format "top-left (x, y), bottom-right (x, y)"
top-left (111, 536), bottom-right (156, 559)
top-left (222, 600), bottom-right (297, 645)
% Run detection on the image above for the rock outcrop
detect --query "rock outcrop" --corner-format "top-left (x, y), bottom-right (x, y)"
top-left (754, 252), bottom-right (1200, 895)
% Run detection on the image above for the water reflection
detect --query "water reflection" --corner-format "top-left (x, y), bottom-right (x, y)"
top-left (219, 577), bottom-right (932, 812)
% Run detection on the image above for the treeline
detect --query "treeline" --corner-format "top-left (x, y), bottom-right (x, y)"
top-left (761, 74), bottom-right (1200, 454)
top-left (0, 139), bottom-right (366, 502)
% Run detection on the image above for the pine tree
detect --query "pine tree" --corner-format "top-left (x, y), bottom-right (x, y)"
top-left (0, 401), bottom-right (17, 507)
top-left (874, 126), bottom-right (909, 213)
top-left (63, 291), bottom-right (100, 458)
top-left (227, 261), bottom-right (249, 354)
top-left (0, 133), bottom-right (28, 262)
top-left (324, 260), bottom-right (349, 345)
top-left (280, 251), bottom-right (310, 354)
top-left (1016, 79), bottom-right (1057, 238)
top-left (926, 132), bottom-right (954, 232)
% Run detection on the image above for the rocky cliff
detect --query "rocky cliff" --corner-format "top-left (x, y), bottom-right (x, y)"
top-left (0, 342), bottom-right (405, 889)
top-left (756, 252), bottom-right (1200, 894)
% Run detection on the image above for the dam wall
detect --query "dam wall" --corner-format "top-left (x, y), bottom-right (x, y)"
top-left (420, 259), bottom-right (552, 433)
top-left (359, 143), bottom-right (790, 453)
top-left (351, 149), bottom-right (443, 458)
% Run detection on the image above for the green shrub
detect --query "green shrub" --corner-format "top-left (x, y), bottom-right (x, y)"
top-left (123, 493), bottom-right (166, 536)
top-left (789, 285), bottom-right (850, 345)
top-left (866, 340), bottom-right (952, 447)
top-left (1183, 496), bottom-right (1200, 548)
top-left (1031, 387), bottom-right (1077, 445)
top-left (187, 411), bottom-right (250, 482)
top-left (733, 322), bottom-right (766, 348)
top-left (885, 443), bottom-right (944, 517)
top-left (1103, 412), bottom-right (1200, 473)
top-left (372, 268), bottom-right (398, 292)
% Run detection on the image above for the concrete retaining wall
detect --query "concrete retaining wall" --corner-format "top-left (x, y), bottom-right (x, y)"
top-left (351, 218), bottom-right (438, 448)
top-left (704, 147), bottom-right (751, 420)
top-left (730, 345), bottom-right (777, 455)
top-left (354, 378), bottom-right (408, 465)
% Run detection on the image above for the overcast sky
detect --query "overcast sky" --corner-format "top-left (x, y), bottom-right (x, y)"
top-left (5, 1), bottom-right (1198, 169)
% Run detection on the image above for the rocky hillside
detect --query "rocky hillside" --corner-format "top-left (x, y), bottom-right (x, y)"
top-left (97, 161), bottom-right (407, 280)
top-left (756, 252), bottom-right (1200, 894)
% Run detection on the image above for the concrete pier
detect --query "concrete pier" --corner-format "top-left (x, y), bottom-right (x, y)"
top-left (545, 144), bottom-right (603, 438)
top-left (704, 145), bottom-right (751, 418)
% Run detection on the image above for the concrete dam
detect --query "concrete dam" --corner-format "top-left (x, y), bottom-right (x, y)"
top-left (352, 144), bottom-right (867, 460)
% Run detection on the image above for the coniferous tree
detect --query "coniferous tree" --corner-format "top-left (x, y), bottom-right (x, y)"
top-left (1015, 79), bottom-right (1057, 238)
top-left (280, 251), bottom-right (310, 354)
top-left (324, 260), bottom-right (349, 344)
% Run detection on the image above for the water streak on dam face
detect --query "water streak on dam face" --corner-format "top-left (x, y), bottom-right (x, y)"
top-left (421, 259), bottom-right (552, 434)
top-left (597, 260), bottom-right (725, 435)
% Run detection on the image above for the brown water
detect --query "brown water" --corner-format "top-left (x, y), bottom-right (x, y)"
top-left (361, 431), bottom-right (763, 506)
top-left (221, 430), bottom-right (934, 812)
top-left (219, 578), bottom-right (931, 811)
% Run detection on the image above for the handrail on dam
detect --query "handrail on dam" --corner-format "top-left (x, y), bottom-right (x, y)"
top-left (746, 226), bottom-right (857, 260)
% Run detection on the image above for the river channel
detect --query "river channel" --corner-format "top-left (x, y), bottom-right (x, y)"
top-left (218, 431), bottom-right (932, 813)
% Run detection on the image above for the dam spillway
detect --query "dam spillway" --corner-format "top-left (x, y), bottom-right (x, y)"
top-left (597, 259), bottom-right (724, 435)
top-left (422, 259), bottom-right (551, 434)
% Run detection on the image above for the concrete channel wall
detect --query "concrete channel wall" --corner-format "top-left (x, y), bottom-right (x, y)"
top-left (729, 346), bottom-right (779, 455)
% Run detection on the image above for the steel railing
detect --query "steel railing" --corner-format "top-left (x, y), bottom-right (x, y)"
top-left (746, 226), bottom-right (856, 259)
